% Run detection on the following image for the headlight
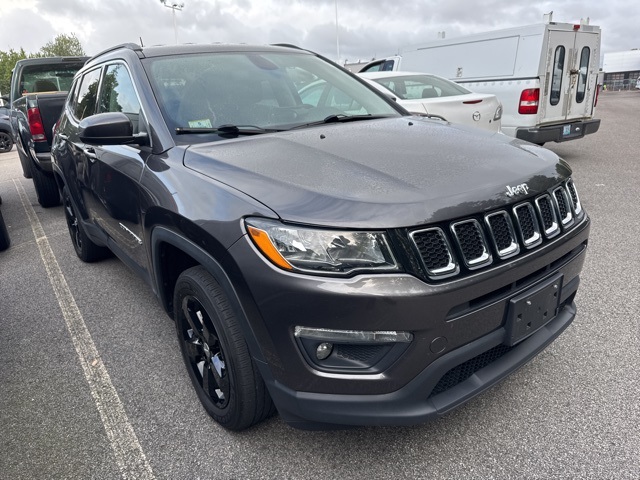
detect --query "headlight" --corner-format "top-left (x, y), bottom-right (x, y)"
top-left (245, 218), bottom-right (399, 275)
top-left (494, 104), bottom-right (503, 121)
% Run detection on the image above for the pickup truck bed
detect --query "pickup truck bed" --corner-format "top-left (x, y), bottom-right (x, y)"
top-left (3, 56), bottom-right (88, 207)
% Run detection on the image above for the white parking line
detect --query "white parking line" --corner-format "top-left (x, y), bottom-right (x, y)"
top-left (14, 179), bottom-right (156, 480)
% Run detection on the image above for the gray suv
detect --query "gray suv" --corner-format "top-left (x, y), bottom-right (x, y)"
top-left (51, 43), bottom-right (590, 430)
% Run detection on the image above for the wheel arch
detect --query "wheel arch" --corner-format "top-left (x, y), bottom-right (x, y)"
top-left (150, 226), bottom-right (270, 366)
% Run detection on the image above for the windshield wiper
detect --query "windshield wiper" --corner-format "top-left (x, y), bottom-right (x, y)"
top-left (175, 124), bottom-right (283, 136)
top-left (290, 114), bottom-right (391, 130)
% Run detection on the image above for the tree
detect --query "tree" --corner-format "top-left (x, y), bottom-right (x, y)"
top-left (38, 33), bottom-right (86, 57)
top-left (0, 48), bottom-right (28, 98)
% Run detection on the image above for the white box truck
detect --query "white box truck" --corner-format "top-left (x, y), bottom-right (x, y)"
top-left (360, 17), bottom-right (602, 144)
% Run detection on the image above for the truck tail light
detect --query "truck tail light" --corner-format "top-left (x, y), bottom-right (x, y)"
top-left (27, 107), bottom-right (47, 142)
top-left (594, 85), bottom-right (601, 107)
top-left (518, 88), bottom-right (539, 115)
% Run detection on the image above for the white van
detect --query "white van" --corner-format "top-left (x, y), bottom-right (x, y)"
top-left (360, 18), bottom-right (602, 144)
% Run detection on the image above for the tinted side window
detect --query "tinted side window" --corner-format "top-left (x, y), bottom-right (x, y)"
top-left (98, 64), bottom-right (143, 133)
top-left (550, 46), bottom-right (565, 106)
top-left (73, 68), bottom-right (101, 120)
top-left (99, 64), bottom-right (141, 115)
top-left (576, 47), bottom-right (590, 103)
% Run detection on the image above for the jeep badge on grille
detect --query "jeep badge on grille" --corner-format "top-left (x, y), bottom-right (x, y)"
top-left (506, 183), bottom-right (530, 197)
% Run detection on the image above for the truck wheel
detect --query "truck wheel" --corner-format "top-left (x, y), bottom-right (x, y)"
top-left (62, 187), bottom-right (110, 262)
top-left (0, 209), bottom-right (10, 251)
top-left (173, 266), bottom-right (275, 431)
top-left (30, 162), bottom-right (60, 207)
top-left (0, 132), bottom-right (13, 153)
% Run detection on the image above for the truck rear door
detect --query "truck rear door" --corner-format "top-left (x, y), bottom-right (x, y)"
top-left (542, 27), bottom-right (600, 127)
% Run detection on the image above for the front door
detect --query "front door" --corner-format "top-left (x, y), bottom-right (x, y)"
top-left (88, 63), bottom-right (150, 277)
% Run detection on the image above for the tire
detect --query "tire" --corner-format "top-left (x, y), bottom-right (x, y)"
top-left (0, 208), bottom-right (10, 251)
top-left (30, 162), bottom-right (60, 207)
top-left (62, 186), bottom-right (110, 262)
top-left (0, 131), bottom-right (13, 153)
top-left (173, 266), bottom-right (275, 431)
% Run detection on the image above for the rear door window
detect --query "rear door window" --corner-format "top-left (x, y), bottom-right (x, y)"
top-left (550, 46), bottom-right (565, 106)
top-left (576, 47), bottom-right (590, 103)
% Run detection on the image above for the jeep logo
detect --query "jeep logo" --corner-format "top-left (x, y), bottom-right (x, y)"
top-left (505, 183), bottom-right (530, 197)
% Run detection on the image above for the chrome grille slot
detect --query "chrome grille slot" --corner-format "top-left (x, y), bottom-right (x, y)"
top-left (514, 203), bottom-right (542, 248)
top-left (535, 194), bottom-right (560, 238)
top-left (451, 220), bottom-right (492, 268)
top-left (553, 187), bottom-right (574, 227)
top-left (410, 228), bottom-right (458, 277)
top-left (566, 179), bottom-right (582, 216)
top-left (486, 211), bottom-right (519, 258)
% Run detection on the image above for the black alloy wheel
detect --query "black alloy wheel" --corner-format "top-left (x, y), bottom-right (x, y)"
top-left (181, 294), bottom-right (231, 410)
top-left (0, 131), bottom-right (13, 153)
top-left (174, 266), bottom-right (274, 430)
top-left (62, 186), bottom-right (110, 262)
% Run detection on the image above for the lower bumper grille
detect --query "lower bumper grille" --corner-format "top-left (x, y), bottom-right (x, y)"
top-left (428, 344), bottom-right (514, 398)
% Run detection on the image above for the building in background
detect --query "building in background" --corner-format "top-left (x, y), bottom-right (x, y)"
top-left (603, 49), bottom-right (640, 90)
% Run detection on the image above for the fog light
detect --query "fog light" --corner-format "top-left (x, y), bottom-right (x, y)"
top-left (294, 326), bottom-right (413, 343)
top-left (316, 342), bottom-right (333, 360)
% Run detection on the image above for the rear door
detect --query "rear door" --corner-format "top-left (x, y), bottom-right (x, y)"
top-left (542, 28), bottom-right (600, 126)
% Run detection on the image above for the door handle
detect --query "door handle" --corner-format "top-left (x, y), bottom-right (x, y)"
top-left (82, 146), bottom-right (98, 162)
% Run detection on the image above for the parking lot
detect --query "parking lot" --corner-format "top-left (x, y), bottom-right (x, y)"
top-left (0, 90), bottom-right (638, 479)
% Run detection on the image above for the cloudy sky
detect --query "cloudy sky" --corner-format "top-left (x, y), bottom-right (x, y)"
top-left (1, 0), bottom-right (637, 63)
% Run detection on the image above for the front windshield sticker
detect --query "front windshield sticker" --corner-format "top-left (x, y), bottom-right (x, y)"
top-left (188, 119), bottom-right (213, 128)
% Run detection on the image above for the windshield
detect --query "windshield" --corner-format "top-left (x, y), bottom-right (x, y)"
top-left (143, 50), bottom-right (401, 143)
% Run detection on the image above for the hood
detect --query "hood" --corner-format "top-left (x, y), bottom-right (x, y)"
top-left (183, 117), bottom-right (571, 228)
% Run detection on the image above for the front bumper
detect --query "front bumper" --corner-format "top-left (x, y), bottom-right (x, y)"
top-left (269, 298), bottom-right (577, 428)
top-left (516, 119), bottom-right (600, 144)
top-left (229, 215), bottom-right (589, 428)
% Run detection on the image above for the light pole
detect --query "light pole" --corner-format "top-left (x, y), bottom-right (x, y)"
top-left (335, 0), bottom-right (340, 63)
top-left (160, 1), bottom-right (184, 44)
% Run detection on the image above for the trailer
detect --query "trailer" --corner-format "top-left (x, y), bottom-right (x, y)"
top-left (360, 16), bottom-right (602, 144)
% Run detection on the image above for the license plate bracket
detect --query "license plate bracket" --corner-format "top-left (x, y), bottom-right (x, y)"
top-left (504, 274), bottom-right (563, 346)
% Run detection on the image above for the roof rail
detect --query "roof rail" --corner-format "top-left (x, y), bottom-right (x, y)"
top-left (87, 43), bottom-right (143, 63)
top-left (270, 43), bottom-right (304, 50)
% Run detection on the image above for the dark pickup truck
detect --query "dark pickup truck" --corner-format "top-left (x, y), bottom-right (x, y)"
top-left (2, 56), bottom-right (87, 207)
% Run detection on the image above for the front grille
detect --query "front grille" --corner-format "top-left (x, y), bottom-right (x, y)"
top-left (410, 228), bottom-right (458, 276)
top-left (411, 180), bottom-right (583, 280)
top-left (535, 195), bottom-right (560, 237)
top-left (486, 212), bottom-right (518, 258)
top-left (428, 344), bottom-right (514, 398)
top-left (566, 179), bottom-right (582, 215)
top-left (452, 220), bottom-right (491, 268)
top-left (514, 203), bottom-right (541, 247)
top-left (554, 187), bottom-right (573, 227)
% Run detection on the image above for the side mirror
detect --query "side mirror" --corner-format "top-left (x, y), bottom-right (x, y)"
top-left (0, 95), bottom-right (9, 104)
top-left (79, 112), bottom-right (148, 146)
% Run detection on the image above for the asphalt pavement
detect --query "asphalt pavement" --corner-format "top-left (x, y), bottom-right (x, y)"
top-left (1, 91), bottom-right (638, 479)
